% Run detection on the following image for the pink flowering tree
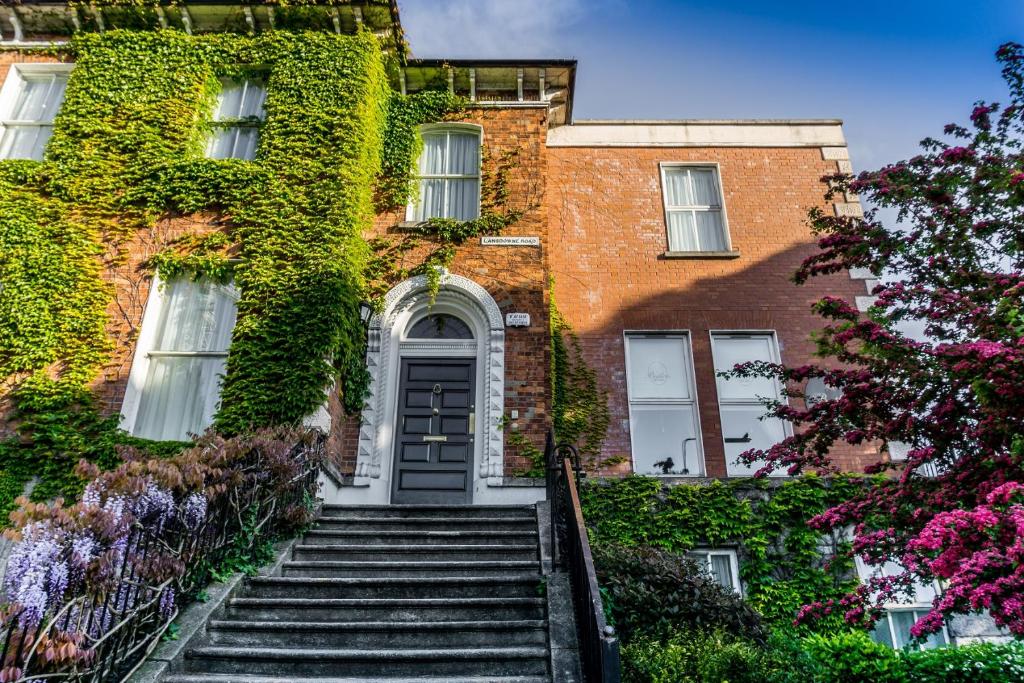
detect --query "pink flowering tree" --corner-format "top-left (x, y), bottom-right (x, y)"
top-left (732, 42), bottom-right (1024, 638)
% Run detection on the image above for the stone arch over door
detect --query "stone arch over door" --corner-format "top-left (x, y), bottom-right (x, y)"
top-left (353, 270), bottom-right (506, 500)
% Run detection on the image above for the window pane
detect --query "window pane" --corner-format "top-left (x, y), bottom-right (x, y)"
top-left (154, 279), bottom-right (236, 352)
top-left (11, 78), bottom-right (52, 120)
top-left (207, 128), bottom-right (237, 160)
top-left (0, 125), bottom-right (49, 161)
top-left (890, 610), bottom-right (916, 649)
top-left (720, 404), bottom-right (785, 475)
top-left (134, 356), bottom-right (226, 441)
top-left (631, 404), bottom-right (701, 475)
top-left (690, 168), bottom-right (720, 206)
top-left (712, 335), bottom-right (779, 402)
top-left (216, 82), bottom-right (245, 119)
top-left (666, 211), bottom-right (697, 251)
top-left (413, 178), bottom-right (446, 220)
top-left (664, 168), bottom-right (693, 206)
top-left (447, 132), bottom-right (480, 175)
top-left (407, 314), bottom-right (473, 339)
top-left (238, 82), bottom-right (267, 119)
top-left (695, 210), bottom-right (727, 251)
top-left (419, 133), bottom-right (447, 175)
top-left (871, 617), bottom-right (896, 648)
top-left (446, 178), bottom-right (479, 220)
top-left (627, 337), bottom-right (691, 400)
top-left (233, 127), bottom-right (259, 161)
top-left (710, 554), bottom-right (735, 591)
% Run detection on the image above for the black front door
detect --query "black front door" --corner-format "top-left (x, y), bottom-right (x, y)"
top-left (391, 358), bottom-right (475, 504)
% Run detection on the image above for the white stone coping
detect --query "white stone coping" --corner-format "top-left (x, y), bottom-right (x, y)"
top-left (547, 119), bottom-right (847, 148)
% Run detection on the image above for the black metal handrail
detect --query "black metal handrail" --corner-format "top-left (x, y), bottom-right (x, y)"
top-left (0, 433), bottom-right (323, 683)
top-left (546, 431), bottom-right (621, 682)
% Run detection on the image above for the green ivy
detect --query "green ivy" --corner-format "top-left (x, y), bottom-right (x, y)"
top-left (550, 279), bottom-right (611, 464)
top-left (0, 28), bottom-right (462, 518)
top-left (580, 475), bottom-right (866, 632)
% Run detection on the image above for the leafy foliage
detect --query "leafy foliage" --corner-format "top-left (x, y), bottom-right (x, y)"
top-left (593, 543), bottom-right (766, 644)
top-left (549, 279), bottom-right (610, 463)
top-left (725, 42), bottom-right (1024, 636)
top-left (581, 476), bottom-right (863, 631)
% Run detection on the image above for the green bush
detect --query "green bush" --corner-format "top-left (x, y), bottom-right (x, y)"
top-left (593, 543), bottom-right (765, 644)
top-left (622, 630), bottom-right (816, 683)
top-left (904, 640), bottom-right (1024, 682)
top-left (802, 631), bottom-right (907, 683)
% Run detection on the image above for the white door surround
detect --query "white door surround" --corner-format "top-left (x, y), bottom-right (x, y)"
top-left (330, 270), bottom-right (542, 506)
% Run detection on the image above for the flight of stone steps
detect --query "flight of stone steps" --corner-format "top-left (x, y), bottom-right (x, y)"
top-left (161, 504), bottom-right (556, 683)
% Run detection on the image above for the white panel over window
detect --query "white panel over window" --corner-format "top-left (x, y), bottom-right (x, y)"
top-left (0, 67), bottom-right (70, 161)
top-left (132, 278), bottom-right (237, 441)
top-left (855, 558), bottom-right (948, 650)
top-left (662, 165), bottom-right (729, 252)
top-left (207, 80), bottom-right (266, 161)
top-left (408, 126), bottom-right (481, 221)
top-left (711, 333), bottom-right (787, 476)
top-left (687, 549), bottom-right (741, 594)
top-left (626, 334), bottom-right (703, 476)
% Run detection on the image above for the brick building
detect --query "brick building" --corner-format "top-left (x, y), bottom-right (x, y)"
top-left (0, 2), bottom-right (879, 506)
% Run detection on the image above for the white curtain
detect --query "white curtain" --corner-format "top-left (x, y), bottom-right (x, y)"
top-left (412, 130), bottom-right (480, 220)
top-left (134, 279), bottom-right (237, 441)
top-left (710, 554), bottom-right (735, 591)
top-left (207, 81), bottom-right (265, 160)
top-left (664, 167), bottom-right (727, 252)
top-left (1, 74), bottom-right (67, 161)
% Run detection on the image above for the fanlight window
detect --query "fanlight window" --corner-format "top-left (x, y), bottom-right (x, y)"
top-left (406, 314), bottom-right (473, 340)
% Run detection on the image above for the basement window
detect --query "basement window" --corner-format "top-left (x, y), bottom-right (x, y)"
top-left (0, 65), bottom-right (71, 161)
top-left (660, 164), bottom-right (731, 253)
top-left (124, 276), bottom-right (238, 441)
top-left (687, 549), bottom-right (741, 594)
top-left (855, 558), bottom-right (949, 650)
top-left (207, 79), bottom-right (266, 161)
top-left (407, 124), bottom-right (482, 222)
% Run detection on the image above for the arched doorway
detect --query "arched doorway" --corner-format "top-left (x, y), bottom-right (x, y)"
top-left (352, 270), bottom-right (506, 505)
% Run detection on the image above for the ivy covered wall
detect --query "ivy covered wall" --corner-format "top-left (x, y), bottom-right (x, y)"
top-left (0, 28), bottom-right (460, 515)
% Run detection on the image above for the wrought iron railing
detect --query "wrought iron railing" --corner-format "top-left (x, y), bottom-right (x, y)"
top-left (0, 433), bottom-right (323, 683)
top-left (545, 431), bottom-right (621, 683)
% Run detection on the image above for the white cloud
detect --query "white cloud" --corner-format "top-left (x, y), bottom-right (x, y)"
top-left (397, 0), bottom-right (588, 58)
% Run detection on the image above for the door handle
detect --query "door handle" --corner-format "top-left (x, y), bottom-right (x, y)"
top-left (423, 435), bottom-right (448, 442)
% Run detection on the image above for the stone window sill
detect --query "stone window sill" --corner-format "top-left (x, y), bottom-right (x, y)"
top-left (662, 250), bottom-right (741, 260)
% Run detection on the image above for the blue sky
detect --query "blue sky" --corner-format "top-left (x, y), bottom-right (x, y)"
top-left (399, 0), bottom-right (1023, 174)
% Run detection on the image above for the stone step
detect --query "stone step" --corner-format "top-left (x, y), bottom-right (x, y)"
top-left (242, 575), bottom-right (544, 600)
top-left (302, 529), bottom-right (538, 546)
top-left (183, 646), bottom-right (550, 677)
top-left (225, 597), bottom-right (547, 622)
top-left (280, 560), bottom-right (540, 578)
top-left (165, 675), bottom-right (550, 683)
top-left (291, 543), bottom-right (540, 563)
top-left (204, 619), bottom-right (549, 648)
top-left (313, 516), bottom-right (538, 532)
top-left (318, 505), bottom-right (535, 520)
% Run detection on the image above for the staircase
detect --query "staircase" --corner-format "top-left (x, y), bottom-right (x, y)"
top-left (162, 504), bottom-right (559, 683)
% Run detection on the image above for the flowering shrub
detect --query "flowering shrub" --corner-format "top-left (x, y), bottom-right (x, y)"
top-left (726, 42), bottom-right (1024, 638)
top-left (0, 428), bottom-right (322, 681)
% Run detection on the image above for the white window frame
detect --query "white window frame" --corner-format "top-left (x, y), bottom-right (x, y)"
top-left (119, 273), bottom-right (237, 439)
top-left (205, 78), bottom-right (266, 161)
top-left (688, 548), bottom-right (742, 595)
top-left (0, 63), bottom-right (73, 161)
top-left (855, 557), bottom-right (950, 650)
top-left (710, 330), bottom-right (791, 477)
top-left (406, 122), bottom-right (483, 222)
top-left (623, 331), bottom-right (706, 477)
top-left (659, 162), bottom-right (732, 253)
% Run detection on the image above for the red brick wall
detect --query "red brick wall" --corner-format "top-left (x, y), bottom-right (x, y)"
top-left (328, 106), bottom-right (553, 477)
top-left (546, 144), bottom-right (877, 476)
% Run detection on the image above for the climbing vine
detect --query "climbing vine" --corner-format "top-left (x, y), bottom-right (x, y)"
top-left (549, 279), bottom-right (611, 465)
top-left (0, 28), bottom-right (465, 518)
top-left (580, 475), bottom-right (867, 632)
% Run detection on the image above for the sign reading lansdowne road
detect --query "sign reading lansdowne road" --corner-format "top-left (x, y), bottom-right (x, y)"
top-left (481, 236), bottom-right (541, 246)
